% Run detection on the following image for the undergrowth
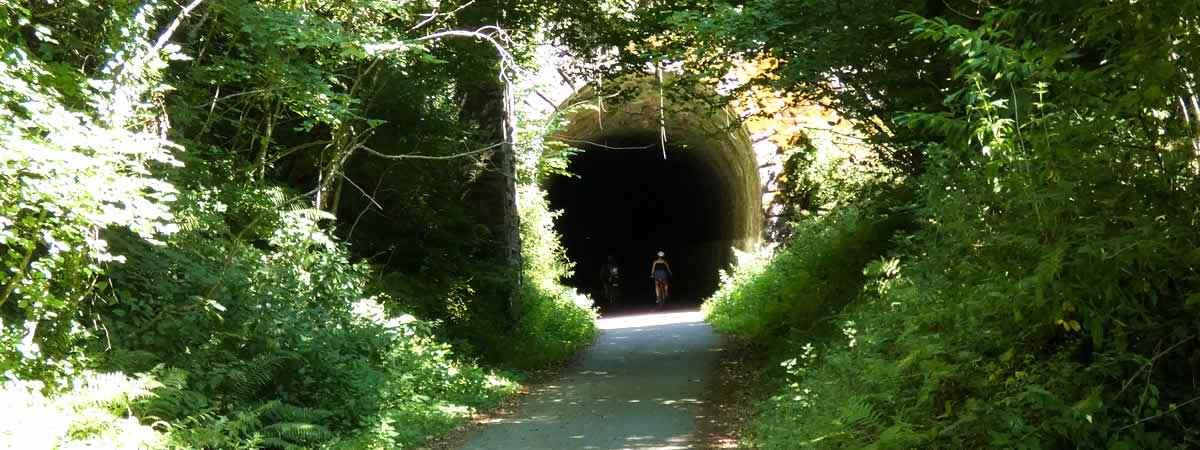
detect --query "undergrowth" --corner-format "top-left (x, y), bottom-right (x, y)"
top-left (74, 184), bottom-right (525, 449)
top-left (701, 2), bottom-right (1200, 448)
top-left (705, 136), bottom-right (912, 342)
top-left (507, 184), bottom-right (599, 368)
top-left (0, 0), bottom-right (597, 447)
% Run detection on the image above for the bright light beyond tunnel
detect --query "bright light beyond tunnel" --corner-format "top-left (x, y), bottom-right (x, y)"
top-left (596, 310), bottom-right (706, 330)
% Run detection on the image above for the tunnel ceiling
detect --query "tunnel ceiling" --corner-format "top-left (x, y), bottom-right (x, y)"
top-left (546, 76), bottom-right (761, 306)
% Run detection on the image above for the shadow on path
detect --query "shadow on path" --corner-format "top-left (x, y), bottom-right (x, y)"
top-left (458, 309), bottom-right (723, 450)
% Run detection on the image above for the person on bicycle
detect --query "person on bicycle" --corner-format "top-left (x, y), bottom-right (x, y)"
top-left (650, 251), bottom-right (673, 303)
top-left (602, 255), bottom-right (621, 305)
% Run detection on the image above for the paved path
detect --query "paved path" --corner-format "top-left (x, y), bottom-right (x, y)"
top-left (458, 309), bottom-right (723, 450)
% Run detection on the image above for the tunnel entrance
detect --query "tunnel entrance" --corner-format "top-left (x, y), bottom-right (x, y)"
top-left (546, 76), bottom-right (763, 314)
top-left (548, 139), bottom-right (731, 310)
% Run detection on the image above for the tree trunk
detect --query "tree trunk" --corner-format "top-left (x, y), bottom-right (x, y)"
top-left (461, 77), bottom-right (523, 326)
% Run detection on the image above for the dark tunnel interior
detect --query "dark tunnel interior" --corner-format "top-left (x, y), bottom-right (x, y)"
top-left (546, 134), bottom-right (741, 314)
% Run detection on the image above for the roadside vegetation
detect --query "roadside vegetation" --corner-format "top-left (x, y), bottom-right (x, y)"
top-left (0, 0), bottom-right (597, 447)
top-left (6, 0), bottom-right (1199, 448)
top-left (604, 0), bottom-right (1200, 447)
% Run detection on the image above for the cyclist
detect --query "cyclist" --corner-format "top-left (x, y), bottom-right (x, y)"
top-left (601, 255), bottom-right (621, 305)
top-left (649, 251), bottom-right (673, 305)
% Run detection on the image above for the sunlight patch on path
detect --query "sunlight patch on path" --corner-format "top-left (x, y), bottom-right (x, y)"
top-left (596, 310), bottom-right (705, 330)
top-left (457, 307), bottom-right (718, 449)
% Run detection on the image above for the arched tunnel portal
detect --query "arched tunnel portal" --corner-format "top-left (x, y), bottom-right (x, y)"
top-left (546, 78), bottom-right (763, 312)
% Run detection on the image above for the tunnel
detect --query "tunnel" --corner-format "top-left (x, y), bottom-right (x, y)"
top-left (545, 77), bottom-right (762, 313)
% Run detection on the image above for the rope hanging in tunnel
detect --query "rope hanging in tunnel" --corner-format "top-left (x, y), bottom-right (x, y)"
top-left (596, 76), bottom-right (604, 131)
top-left (656, 64), bottom-right (667, 160)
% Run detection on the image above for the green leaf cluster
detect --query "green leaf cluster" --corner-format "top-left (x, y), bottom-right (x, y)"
top-left (1, 0), bottom-right (606, 448)
top-left (655, 0), bottom-right (1200, 447)
top-left (0, 0), bottom-right (184, 386)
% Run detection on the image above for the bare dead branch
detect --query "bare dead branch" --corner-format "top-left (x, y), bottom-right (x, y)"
top-left (1118, 335), bottom-right (1196, 399)
top-left (236, 140), bottom-right (333, 174)
top-left (555, 138), bottom-right (654, 150)
top-left (534, 90), bottom-right (559, 109)
top-left (356, 142), bottom-right (502, 160)
top-left (192, 88), bottom-right (275, 109)
top-left (410, 0), bottom-right (476, 31)
top-left (556, 68), bottom-right (577, 92)
top-left (348, 170), bottom-right (390, 238)
top-left (142, 0), bottom-right (205, 66)
top-left (1119, 394), bottom-right (1200, 431)
top-left (340, 172), bottom-right (383, 210)
top-left (941, 0), bottom-right (983, 20)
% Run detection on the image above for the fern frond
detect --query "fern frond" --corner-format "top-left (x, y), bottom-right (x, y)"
top-left (228, 368), bottom-right (270, 398)
top-left (176, 407), bottom-right (221, 428)
top-left (174, 212), bottom-right (206, 233)
top-left (260, 436), bottom-right (306, 450)
top-left (231, 408), bottom-right (265, 432)
top-left (283, 208), bottom-right (336, 222)
top-left (99, 349), bottom-right (160, 373)
top-left (834, 398), bottom-right (882, 430)
top-left (257, 400), bottom-right (334, 424)
top-left (262, 422), bottom-right (334, 445)
top-left (228, 353), bottom-right (295, 398)
top-left (139, 385), bottom-right (209, 421)
top-left (1034, 240), bottom-right (1067, 301)
top-left (157, 367), bottom-right (189, 390)
top-left (264, 187), bottom-right (290, 207)
top-left (69, 371), bottom-right (162, 411)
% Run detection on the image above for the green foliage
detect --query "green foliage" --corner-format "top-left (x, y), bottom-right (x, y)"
top-left (559, 0), bottom-right (965, 172)
top-left (505, 185), bottom-right (598, 368)
top-left (504, 83), bottom-right (601, 367)
top-left (704, 155), bottom-right (912, 342)
top-left (0, 370), bottom-right (166, 448)
top-left (682, 0), bottom-right (1200, 448)
top-left (513, 91), bottom-right (588, 184)
top-left (702, 206), bottom-right (897, 342)
top-left (84, 187), bottom-right (522, 449)
top-left (2, 0), bottom-right (606, 448)
top-left (0, 0), bottom-right (184, 386)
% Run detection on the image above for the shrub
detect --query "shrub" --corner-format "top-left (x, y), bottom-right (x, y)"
top-left (704, 3), bottom-right (1200, 448)
top-left (83, 185), bottom-right (523, 449)
top-left (704, 188), bottom-right (912, 343)
top-left (0, 371), bottom-right (167, 449)
top-left (504, 185), bottom-right (598, 368)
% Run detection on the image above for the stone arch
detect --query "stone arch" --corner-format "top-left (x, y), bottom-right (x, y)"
top-left (545, 76), bottom-right (771, 304)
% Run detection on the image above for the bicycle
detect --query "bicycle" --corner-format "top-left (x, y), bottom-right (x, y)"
top-left (603, 266), bottom-right (620, 306)
top-left (650, 251), bottom-right (672, 308)
top-left (653, 276), bottom-right (669, 308)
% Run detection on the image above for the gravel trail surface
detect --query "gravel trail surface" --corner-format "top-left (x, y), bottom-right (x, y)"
top-left (458, 309), bottom-right (723, 450)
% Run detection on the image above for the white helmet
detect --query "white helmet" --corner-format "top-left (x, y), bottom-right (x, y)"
top-left (657, 251), bottom-right (665, 257)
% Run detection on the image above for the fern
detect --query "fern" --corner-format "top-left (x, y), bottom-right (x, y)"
top-left (283, 208), bottom-right (337, 222)
top-left (1033, 240), bottom-right (1067, 304)
top-left (98, 349), bottom-right (161, 373)
top-left (260, 436), bottom-right (306, 450)
top-left (1, 372), bottom-right (168, 448)
top-left (156, 366), bottom-right (190, 390)
top-left (834, 398), bottom-right (882, 431)
top-left (257, 400), bottom-right (334, 424)
top-left (69, 371), bottom-right (162, 411)
top-left (232, 408), bottom-right (266, 432)
top-left (227, 353), bottom-right (296, 398)
top-left (262, 422), bottom-right (335, 444)
top-left (877, 422), bottom-right (925, 448)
